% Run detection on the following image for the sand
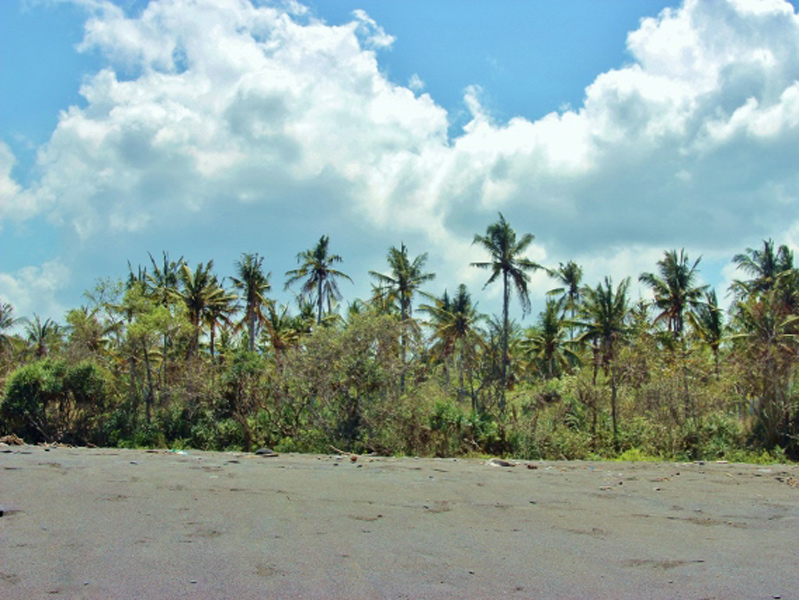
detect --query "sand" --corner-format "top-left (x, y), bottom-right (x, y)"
top-left (1, 445), bottom-right (798, 599)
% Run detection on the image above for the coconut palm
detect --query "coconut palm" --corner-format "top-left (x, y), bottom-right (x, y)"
top-left (65, 306), bottom-right (118, 360)
top-left (687, 289), bottom-right (725, 379)
top-left (147, 251), bottom-right (182, 383)
top-left (0, 302), bottom-right (17, 353)
top-left (231, 253), bottom-right (271, 352)
top-left (522, 297), bottom-right (580, 380)
top-left (24, 315), bottom-right (62, 359)
top-left (472, 213), bottom-right (544, 410)
top-left (370, 243), bottom-right (435, 391)
top-left (173, 260), bottom-right (232, 357)
top-left (204, 287), bottom-right (237, 361)
top-left (285, 236), bottom-right (352, 326)
top-left (421, 284), bottom-right (486, 408)
top-left (548, 261), bottom-right (583, 319)
top-left (639, 249), bottom-right (707, 339)
top-left (730, 288), bottom-right (799, 449)
top-left (147, 251), bottom-right (182, 305)
top-left (262, 302), bottom-right (301, 368)
top-left (575, 277), bottom-right (632, 443)
top-left (731, 239), bottom-right (794, 298)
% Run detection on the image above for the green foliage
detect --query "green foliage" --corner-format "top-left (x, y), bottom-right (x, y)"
top-left (5, 237), bottom-right (799, 464)
top-left (1, 359), bottom-right (110, 444)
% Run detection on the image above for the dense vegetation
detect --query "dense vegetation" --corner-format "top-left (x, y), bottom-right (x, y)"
top-left (1, 219), bottom-right (798, 462)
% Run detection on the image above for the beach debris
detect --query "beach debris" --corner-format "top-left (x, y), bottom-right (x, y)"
top-left (526, 463), bottom-right (538, 470)
top-left (487, 458), bottom-right (516, 468)
top-left (255, 447), bottom-right (278, 457)
top-left (0, 506), bottom-right (22, 518)
top-left (170, 449), bottom-right (189, 455)
top-left (0, 434), bottom-right (24, 445)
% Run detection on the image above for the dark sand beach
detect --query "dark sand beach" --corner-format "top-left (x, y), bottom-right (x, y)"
top-left (1, 445), bottom-right (798, 599)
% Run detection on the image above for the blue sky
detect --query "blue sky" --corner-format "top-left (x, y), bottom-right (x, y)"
top-left (2, 0), bottom-right (799, 325)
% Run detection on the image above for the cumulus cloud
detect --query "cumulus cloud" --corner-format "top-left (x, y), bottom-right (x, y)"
top-left (0, 142), bottom-right (39, 222)
top-left (5, 0), bottom-right (799, 319)
top-left (0, 260), bottom-right (71, 322)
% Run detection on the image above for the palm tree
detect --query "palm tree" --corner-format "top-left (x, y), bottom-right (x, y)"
top-left (147, 251), bottom-right (182, 306)
top-left (421, 284), bottom-right (486, 409)
top-left (730, 288), bottom-right (799, 449)
top-left (370, 243), bottom-right (435, 391)
top-left (173, 260), bottom-right (231, 357)
top-left (24, 315), bottom-right (62, 359)
top-left (639, 249), bottom-right (707, 339)
top-left (687, 289), bottom-right (725, 379)
top-left (640, 249), bottom-right (708, 422)
top-left (522, 297), bottom-right (579, 380)
top-left (262, 302), bottom-right (301, 369)
top-left (285, 236), bottom-right (352, 326)
top-left (472, 213), bottom-right (544, 411)
top-left (65, 306), bottom-right (118, 360)
top-left (547, 261), bottom-right (583, 324)
top-left (731, 239), bottom-right (794, 298)
top-left (204, 287), bottom-right (237, 361)
top-left (231, 253), bottom-right (271, 352)
top-left (0, 302), bottom-right (17, 353)
top-left (575, 277), bottom-right (632, 444)
top-left (147, 251), bottom-right (182, 384)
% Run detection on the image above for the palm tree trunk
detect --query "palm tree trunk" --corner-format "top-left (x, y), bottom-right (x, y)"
top-left (610, 365), bottom-right (619, 450)
top-left (500, 271), bottom-right (510, 413)
top-left (317, 278), bottom-right (324, 325)
top-left (400, 300), bottom-right (408, 393)
top-left (248, 307), bottom-right (256, 352)
top-left (143, 342), bottom-right (154, 424)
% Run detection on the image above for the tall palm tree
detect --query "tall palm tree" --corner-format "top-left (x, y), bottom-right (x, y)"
top-left (231, 253), bottom-right (271, 352)
top-left (262, 302), bottom-right (302, 369)
top-left (147, 251), bottom-right (182, 306)
top-left (730, 288), bottom-right (799, 449)
top-left (285, 236), bottom-right (352, 326)
top-left (731, 239), bottom-right (794, 297)
top-left (472, 213), bottom-right (544, 411)
top-left (204, 287), bottom-right (237, 361)
top-left (421, 284), bottom-right (486, 409)
top-left (65, 306), bottom-right (118, 360)
top-left (548, 261), bottom-right (583, 314)
top-left (575, 277), bottom-right (632, 444)
top-left (24, 315), bottom-right (62, 359)
top-left (639, 249), bottom-right (707, 339)
top-left (687, 289), bottom-right (725, 379)
top-left (640, 249), bottom-right (707, 422)
top-left (370, 243), bottom-right (435, 391)
top-left (173, 260), bottom-right (231, 358)
top-left (0, 302), bottom-right (17, 353)
top-left (522, 297), bottom-right (579, 380)
top-left (147, 251), bottom-right (182, 385)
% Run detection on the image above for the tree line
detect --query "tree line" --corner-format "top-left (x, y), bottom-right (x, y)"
top-left (1, 216), bottom-right (798, 461)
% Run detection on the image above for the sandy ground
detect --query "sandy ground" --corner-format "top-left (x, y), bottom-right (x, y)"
top-left (1, 445), bottom-right (798, 600)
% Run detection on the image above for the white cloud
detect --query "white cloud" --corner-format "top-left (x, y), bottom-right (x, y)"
top-left (6, 0), bottom-right (799, 320)
top-left (351, 9), bottom-right (395, 49)
top-left (408, 73), bottom-right (425, 93)
top-left (0, 260), bottom-right (71, 322)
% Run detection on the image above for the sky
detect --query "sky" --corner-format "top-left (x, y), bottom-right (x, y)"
top-left (2, 0), bottom-right (799, 326)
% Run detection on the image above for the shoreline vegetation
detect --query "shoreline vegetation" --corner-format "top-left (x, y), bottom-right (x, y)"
top-left (1, 219), bottom-right (798, 463)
